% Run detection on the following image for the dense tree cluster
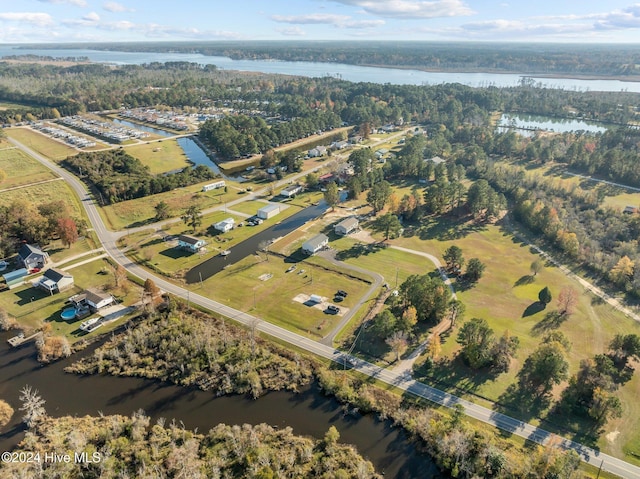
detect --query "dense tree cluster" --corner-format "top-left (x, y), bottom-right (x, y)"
top-left (62, 150), bottom-right (216, 204)
top-left (456, 318), bottom-right (519, 371)
top-left (1, 413), bottom-right (379, 478)
top-left (68, 311), bottom-right (313, 399)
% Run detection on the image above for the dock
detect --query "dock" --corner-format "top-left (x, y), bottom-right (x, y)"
top-left (7, 332), bottom-right (42, 347)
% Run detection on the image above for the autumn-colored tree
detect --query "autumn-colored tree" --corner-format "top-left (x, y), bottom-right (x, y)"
top-left (388, 193), bottom-right (400, 214)
top-left (609, 255), bottom-right (635, 288)
top-left (0, 399), bottom-right (13, 428)
top-left (114, 264), bottom-right (127, 288)
top-left (57, 217), bottom-right (79, 248)
top-left (398, 306), bottom-right (418, 333)
top-left (386, 331), bottom-right (409, 362)
top-left (144, 278), bottom-right (160, 298)
top-left (427, 333), bottom-right (442, 360)
top-left (557, 286), bottom-right (578, 316)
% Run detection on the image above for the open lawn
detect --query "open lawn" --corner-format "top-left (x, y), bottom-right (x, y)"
top-left (0, 258), bottom-right (140, 342)
top-left (380, 216), bottom-right (640, 462)
top-left (0, 179), bottom-right (83, 217)
top-left (201, 254), bottom-right (370, 339)
top-left (602, 191), bottom-right (640, 211)
top-left (6, 127), bottom-right (77, 161)
top-left (0, 148), bottom-right (58, 188)
top-left (123, 139), bottom-right (191, 175)
top-left (100, 180), bottom-right (239, 230)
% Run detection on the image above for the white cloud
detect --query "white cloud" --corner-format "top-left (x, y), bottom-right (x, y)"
top-left (103, 2), bottom-right (134, 13)
top-left (277, 26), bottom-right (307, 36)
top-left (37, 0), bottom-right (87, 6)
top-left (271, 13), bottom-right (350, 25)
top-left (83, 12), bottom-right (100, 22)
top-left (595, 3), bottom-right (640, 29)
top-left (327, 0), bottom-right (474, 19)
top-left (0, 12), bottom-right (54, 27)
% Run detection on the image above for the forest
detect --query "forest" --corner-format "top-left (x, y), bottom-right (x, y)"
top-left (62, 150), bottom-right (216, 204)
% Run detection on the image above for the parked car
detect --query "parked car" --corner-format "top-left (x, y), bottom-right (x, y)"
top-left (333, 295), bottom-right (344, 303)
top-left (326, 305), bottom-right (340, 314)
top-left (336, 290), bottom-right (348, 297)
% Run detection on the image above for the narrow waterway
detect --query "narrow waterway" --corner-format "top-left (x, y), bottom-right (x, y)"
top-left (111, 118), bottom-right (174, 137)
top-left (0, 331), bottom-right (445, 478)
top-left (186, 200), bottom-right (328, 283)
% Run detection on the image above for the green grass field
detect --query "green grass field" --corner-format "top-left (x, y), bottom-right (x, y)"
top-left (201, 254), bottom-right (371, 339)
top-left (123, 139), bottom-right (191, 174)
top-left (6, 127), bottom-right (77, 161)
top-left (0, 179), bottom-right (83, 217)
top-left (100, 181), bottom-right (238, 230)
top-left (0, 258), bottom-right (139, 342)
top-left (372, 216), bottom-right (640, 462)
top-left (0, 148), bottom-right (58, 188)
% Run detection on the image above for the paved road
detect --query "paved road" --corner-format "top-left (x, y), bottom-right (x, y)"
top-left (564, 171), bottom-right (640, 193)
top-left (9, 136), bottom-right (640, 479)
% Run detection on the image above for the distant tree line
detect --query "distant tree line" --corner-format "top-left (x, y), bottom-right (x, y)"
top-left (62, 150), bottom-right (216, 204)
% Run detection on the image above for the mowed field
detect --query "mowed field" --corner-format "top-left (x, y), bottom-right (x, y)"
top-left (0, 147), bottom-right (58, 188)
top-left (123, 139), bottom-right (191, 175)
top-left (0, 179), bottom-right (83, 217)
top-left (377, 217), bottom-right (640, 461)
top-left (6, 127), bottom-right (78, 161)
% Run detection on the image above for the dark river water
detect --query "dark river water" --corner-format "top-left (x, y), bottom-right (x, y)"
top-left (186, 199), bottom-right (329, 283)
top-left (0, 331), bottom-right (445, 478)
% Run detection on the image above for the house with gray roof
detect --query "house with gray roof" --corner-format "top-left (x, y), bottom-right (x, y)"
top-left (18, 244), bottom-right (49, 271)
top-left (302, 234), bottom-right (329, 255)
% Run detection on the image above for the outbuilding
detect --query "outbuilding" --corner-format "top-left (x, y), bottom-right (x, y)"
top-left (257, 204), bottom-right (281, 220)
top-left (2, 268), bottom-right (28, 289)
top-left (280, 184), bottom-right (303, 198)
top-left (302, 234), bottom-right (329, 255)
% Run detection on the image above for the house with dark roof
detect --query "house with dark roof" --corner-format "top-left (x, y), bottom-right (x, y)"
top-left (37, 268), bottom-right (74, 294)
top-left (18, 244), bottom-right (49, 271)
top-left (177, 234), bottom-right (206, 253)
top-left (70, 288), bottom-right (114, 312)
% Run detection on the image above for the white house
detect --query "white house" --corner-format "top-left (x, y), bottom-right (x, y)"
top-left (177, 234), bottom-right (206, 253)
top-left (302, 234), bottom-right (329, 255)
top-left (202, 180), bottom-right (225, 192)
top-left (334, 217), bottom-right (359, 236)
top-left (214, 218), bottom-right (235, 233)
top-left (280, 184), bottom-right (303, 198)
top-left (308, 146), bottom-right (327, 157)
top-left (37, 268), bottom-right (74, 294)
top-left (71, 288), bottom-right (114, 312)
top-left (257, 204), bottom-right (280, 220)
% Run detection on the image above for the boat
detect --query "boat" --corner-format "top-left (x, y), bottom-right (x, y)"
top-left (220, 249), bottom-right (231, 256)
top-left (79, 317), bottom-right (102, 332)
top-left (0, 260), bottom-right (8, 271)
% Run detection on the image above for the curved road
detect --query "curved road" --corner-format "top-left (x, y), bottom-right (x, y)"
top-left (9, 136), bottom-right (640, 479)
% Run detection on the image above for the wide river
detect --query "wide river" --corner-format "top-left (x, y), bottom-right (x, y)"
top-left (0, 331), bottom-right (445, 478)
top-left (2, 46), bottom-right (640, 92)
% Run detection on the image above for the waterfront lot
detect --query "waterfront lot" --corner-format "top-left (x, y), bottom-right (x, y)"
top-left (0, 148), bottom-right (58, 188)
top-left (124, 139), bottom-right (191, 174)
top-left (202, 254), bottom-right (370, 339)
top-left (6, 127), bottom-right (77, 161)
top-left (0, 257), bottom-right (139, 342)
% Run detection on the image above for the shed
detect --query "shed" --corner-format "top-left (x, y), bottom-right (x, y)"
top-left (257, 204), bottom-right (280, 220)
top-left (309, 294), bottom-right (322, 304)
top-left (302, 234), bottom-right (329, 255)
top-left (2, 268), bottom-right (28, 289)
top-left (335, 217), bottom-right (359, 236)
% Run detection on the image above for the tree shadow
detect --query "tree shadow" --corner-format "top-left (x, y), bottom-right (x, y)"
top-left (336, 242), bottom-right (387, 261)
top-left (531, 310), bottom-right (566, 335)
top-left (413, 354), bottom-right (500, 395)
top-left (416, 215), bottom-right (488, 242)
top-left (514, 274), bottom-right (535, 287)
top-left (159, 248), bottom-right (194, 259)
top-left (522, 301), bottom-right (545, 318)
top-left (495, 382), bottom-right (552, 423)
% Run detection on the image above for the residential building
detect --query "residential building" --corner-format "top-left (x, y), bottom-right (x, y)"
top-left (302, 234), bottom-right (329, 255)
top-left (37, 268), bottom-right (74, 294)
top-left (18, 244), bottom-right (49, 271)
top-left (70, 288), bottom-right (115, 311)
top-left (280, 184), bottom-right (303, 198)
top-left (177, 235), bottom-right (206, 253)
top-left (308, 146), bottom-right (327, 157)
top-left (202, 181), bottom-right (225, 192)
top-left (334, 217), bottom-right (359, 236)
top-left (214, 218), bottom-right (235, 233)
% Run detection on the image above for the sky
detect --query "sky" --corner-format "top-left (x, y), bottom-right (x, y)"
top-left (1, 0), bottom-right (640, 44)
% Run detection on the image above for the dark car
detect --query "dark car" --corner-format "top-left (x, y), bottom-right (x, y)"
top-left (336, 290), bottom-right (348, 297)
top-left (326, 305), bottom-right (340, 314)
top-left (333, 295), bottom-right (344, 303)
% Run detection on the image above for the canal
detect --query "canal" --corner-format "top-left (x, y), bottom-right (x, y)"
top-left (0, 331), bottom-right (445, 478)
top-left (185, 199), bottom-right (330, 284)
